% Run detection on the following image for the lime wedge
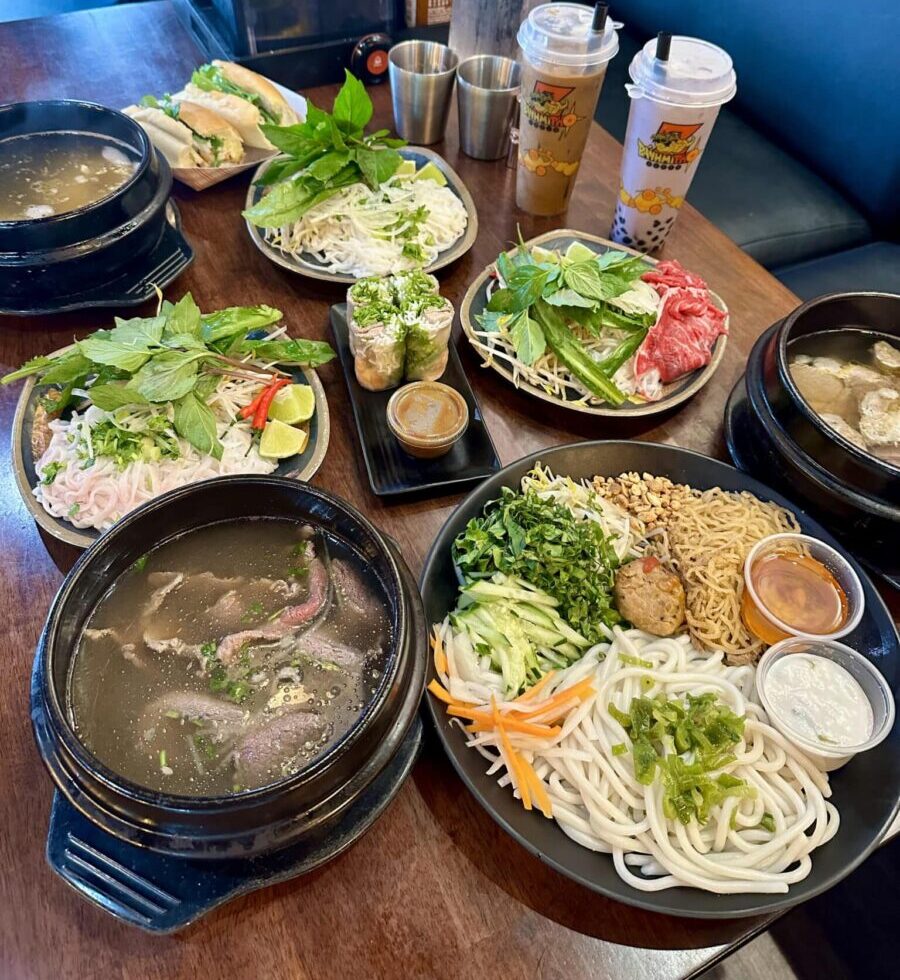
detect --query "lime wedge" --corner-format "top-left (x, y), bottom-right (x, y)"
top-left (396, 158), bottom-right (417, 177)
top-left (259, 419), bottom-right (309, 459)
top-left (530, 245), bottom-right (559, 265)
top-left (268, 384), bottom-right (316, 424)
top-left (564, 241), bottom-right (597, 263)
top-left (414, 161), bottom-right (447, 186)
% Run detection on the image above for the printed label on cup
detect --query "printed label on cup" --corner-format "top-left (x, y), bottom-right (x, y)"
top-left (611, 97), bottom-right (722, 251)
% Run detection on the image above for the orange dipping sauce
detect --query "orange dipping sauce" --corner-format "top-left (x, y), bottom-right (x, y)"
top-left (742, 550), bottom-right (849, 645)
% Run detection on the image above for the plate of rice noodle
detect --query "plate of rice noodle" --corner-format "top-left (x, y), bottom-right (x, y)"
top-left (421, 440), bottom-right (900, 917)
top-left (5, 292), bottom-right (334, 548)
top-left (245, 147), bottom-right (476, 284)
top-left (459, 229), bottom-right (728, 416)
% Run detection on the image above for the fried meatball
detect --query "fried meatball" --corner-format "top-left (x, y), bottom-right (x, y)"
top-left (614, 556), bottom-right (686, 637)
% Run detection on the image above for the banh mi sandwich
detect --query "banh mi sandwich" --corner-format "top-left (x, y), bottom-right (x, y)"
top-left (124, 98), bottom-right (244, 168)
top-left (178, 61), bottom-right (300, 149)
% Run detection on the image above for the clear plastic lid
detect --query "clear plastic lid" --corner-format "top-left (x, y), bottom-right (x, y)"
top-left (629, 36), bottom-right (736, 106)
top-left (517, 3), bottom-right (619, 69)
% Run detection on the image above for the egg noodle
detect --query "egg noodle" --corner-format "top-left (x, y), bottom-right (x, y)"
top-left (433, 622), bottom-right (838, 895)
top-left (263, 174), bottom-right (469, 278)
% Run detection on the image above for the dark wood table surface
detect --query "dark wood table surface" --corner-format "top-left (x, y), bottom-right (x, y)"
top-left (1, 4), bottom-right (896, 979)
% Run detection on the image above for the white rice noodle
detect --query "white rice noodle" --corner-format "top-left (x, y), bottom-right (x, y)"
top-left (435, 622), bottom-right (839, 895)
top-left (263, 175), bottom-right (468, 277)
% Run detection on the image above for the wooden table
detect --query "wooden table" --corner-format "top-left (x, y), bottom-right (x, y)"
top-left (1, 4), bottom-right (895, 978)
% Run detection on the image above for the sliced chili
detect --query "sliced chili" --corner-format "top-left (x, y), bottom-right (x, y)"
top-left (252, 378), bottom-right (290, 430)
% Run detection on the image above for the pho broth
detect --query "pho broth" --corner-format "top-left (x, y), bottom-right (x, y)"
top-left (68, 519), bottom-right (392, 797)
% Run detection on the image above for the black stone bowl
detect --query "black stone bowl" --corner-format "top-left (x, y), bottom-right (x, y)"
top-left (31, 476), bottom-right (427, 859)
top-left (0, 100), bottom-right (173, 296)
top-left (763, 292), bottom-right (900, 504)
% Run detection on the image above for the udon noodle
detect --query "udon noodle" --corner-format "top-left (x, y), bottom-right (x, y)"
top-left (437, 623), bottom-right (838, 895)
top-left (660, 489), bottom-right (801, 664)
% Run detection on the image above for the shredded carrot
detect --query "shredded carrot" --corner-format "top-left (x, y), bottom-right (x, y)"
top-left (446, 704), bottom-right (557, 735)
top-left (493, 697), bottom-right (531, 810)
top-left (519, 678), bottom-right (595, 717)
top-left (513, 670), bottom-right (556, 703)
top-left (466, 719), bottom-right (562, 738)
top-left (430, 628), bottom-right (448, 675)
top-left (427, 679), bottom-right (458, 705)
top-left (519, 756), bottom-right (553, 818)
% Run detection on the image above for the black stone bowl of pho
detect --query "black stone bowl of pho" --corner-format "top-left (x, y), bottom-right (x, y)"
top-left (30, 476), bottom-right (427, 859)
top-left (0, 100), bottom-right (172, 295)
top-left (764, 292), bottom-right (900, 504)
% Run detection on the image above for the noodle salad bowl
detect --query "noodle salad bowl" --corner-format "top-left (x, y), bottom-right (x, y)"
top-left (244, 147), bottom-right (478, 285)
top-left (420, 440), bottom-right (900, 918)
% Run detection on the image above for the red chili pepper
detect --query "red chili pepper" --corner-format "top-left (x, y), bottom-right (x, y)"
top-left (253, 378), bottom-right (290, 430)
top-left (239, 386), bottom-right (266, 420)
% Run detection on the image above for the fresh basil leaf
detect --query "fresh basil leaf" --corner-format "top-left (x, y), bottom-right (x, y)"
top-left (243, 179), bottom-right (319, 227)
top-left (108, 314), bottom-right (165, 350)
top-left (259, 124), bottom-right (322, 158)
top-left (374, 148), bottom-right (402, 184)
top-left (306, 149), bottom-right (351, 182)
top-left (509, 310), bottom-right (546, 366)
top-left (379, 137), bottom-right (406, 149)
top-left (561, 260), bottom-right (610, 301)
top-left (353, 146), bottom-right (379, 190)
top-left (508, 265), bottom-right (550, 311)
top-left (595, 249), bottom-right (635, 270)
top-left (174, 391), bottom-right (223, 460)
top-left (194, 373), bottom-right (221, 400)
top-left (128, 350), bottom-right (205, 402)
top-left (496, 251), bottom-right (517, 284)
top-left (474, 310), bottom-right (511, 333)
top-left (164, 292), bottom-right (202, 339)
top-left (253, 157), bottom-right (309, 187)
top-left (333, 69), bottom-right (373, 134)
top-left (201, 305), bottom-right (283, 343)
top-left (163, 332), bottom-right (207, 350)
top-left (38, 352), bottom-right (94, 385)
top-left (486, 287), bottom-right (514, 313)
top-left (77, 337), bottom-right (152, 373)
top-left (1, 354), bottom-right (56, 384)
top-left (543, 287), bottom-right (596, 308)
top-left (234, 338), bottom-right (335, 368)
top-left (87, 382), bottom-right (150, 411)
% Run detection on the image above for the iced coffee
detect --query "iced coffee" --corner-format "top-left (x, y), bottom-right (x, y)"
top-left (516, 3), bottom-right (619, 216)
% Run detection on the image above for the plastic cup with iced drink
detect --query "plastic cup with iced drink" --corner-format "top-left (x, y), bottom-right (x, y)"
top-left (611, 33), bottom-right (737, 251)
top-left (516, 2), bottom-right (619, 216)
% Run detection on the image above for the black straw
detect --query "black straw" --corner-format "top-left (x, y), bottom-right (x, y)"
top-left (592, 3), bottom-right (609, 32)
top-left (656, 31), bottom-right (672, 61)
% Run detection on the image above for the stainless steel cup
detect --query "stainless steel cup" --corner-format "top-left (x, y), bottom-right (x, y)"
top-left (389, 40), bottom-right (459, 145)
top-left (456, 54), bottom-right (522, 160)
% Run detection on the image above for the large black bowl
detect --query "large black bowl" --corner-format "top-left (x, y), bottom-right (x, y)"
top-left (0, 100), bottom-right (175, 296)
top-left (764, 292), bottom-right (900, 503)
top-left (420, 440), bottom-right (900, 918)
top-left (31, 476), bottom-right (427, 859)
top-left (739, 325), bottom-right (900, 581)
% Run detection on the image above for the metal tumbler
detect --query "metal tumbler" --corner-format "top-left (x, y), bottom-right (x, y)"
top-left (456, 55), bottom-right (522, 160)
top-left (389, 40), bottom-right (459, 145)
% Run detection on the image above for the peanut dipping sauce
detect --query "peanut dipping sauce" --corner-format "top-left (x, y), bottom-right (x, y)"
top-left (386, 381), bottom-right (469, 458)
top-left (742, 549), bottom-right (849, 644)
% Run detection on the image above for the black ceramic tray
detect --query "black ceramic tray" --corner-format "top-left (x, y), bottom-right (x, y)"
top-left (330, 303), bottom-right (500, 497)
top-left (420, 440), bottom-right (900, 919)
top-left (46, 716), bottom-right (422, 933)
top-left (0, 201), bottom-right (193, 316)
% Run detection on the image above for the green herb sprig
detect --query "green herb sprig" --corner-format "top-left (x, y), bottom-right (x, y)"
top-left (1, 293), bottom-right (334, 460)
top-left (243, 71), bottom-right (406, 229)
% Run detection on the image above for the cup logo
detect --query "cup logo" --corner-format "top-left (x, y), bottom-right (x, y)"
top-left (637, 122), bottom-right (702, 170)
top-left (523, 81), bottom-right (582, 134)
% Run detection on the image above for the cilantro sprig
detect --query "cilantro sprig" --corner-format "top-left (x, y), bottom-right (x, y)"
top-left (243, 71), bottom-right (406, 229)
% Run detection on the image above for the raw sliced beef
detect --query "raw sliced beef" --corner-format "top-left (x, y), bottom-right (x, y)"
top-left (632, 281), bottom-right (727, 399)
top-left (641, 259), bottom-right (708, 294)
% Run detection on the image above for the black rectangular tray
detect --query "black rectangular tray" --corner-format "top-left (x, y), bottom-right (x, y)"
top-left (330, 304), bottom-right (500, 497)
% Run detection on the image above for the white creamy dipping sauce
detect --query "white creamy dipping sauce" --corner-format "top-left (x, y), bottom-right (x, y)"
top-left (765, 653), bottom-right (873, 748)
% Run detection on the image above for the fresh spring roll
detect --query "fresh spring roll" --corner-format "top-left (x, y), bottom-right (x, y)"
top-left (353, 317), bottom-right (406, 391)
top-left (346, 277), bottom-right (395, 356)
top-left (403, 293), bottom-right (454, 381)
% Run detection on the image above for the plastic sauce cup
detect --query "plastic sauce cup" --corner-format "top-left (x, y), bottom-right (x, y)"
top-left (386, 381), bottom-right (469, 458)
top-left (741, 532), bottom-right (864, 644)
top-left (756, 637), bottom-right (895, 771)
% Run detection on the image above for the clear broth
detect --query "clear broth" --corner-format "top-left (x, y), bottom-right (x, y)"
top-left (68, 519), bottom-right (392, 797)
top-left (0, 131), bottom-right (139, 221)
